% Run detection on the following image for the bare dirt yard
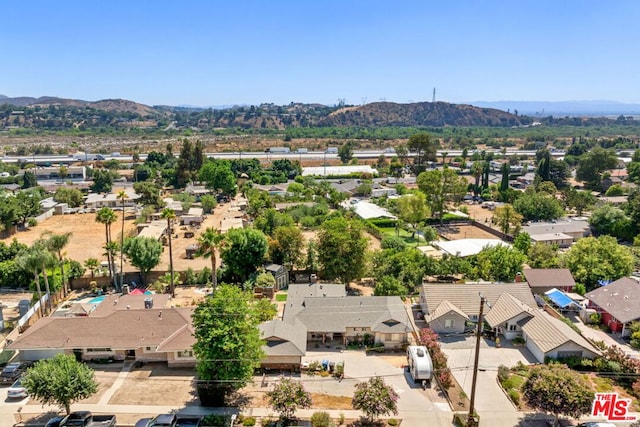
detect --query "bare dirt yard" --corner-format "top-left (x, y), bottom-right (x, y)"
top-left (109, 363), bottom-right (198, 406)
top-left (437, 223), bottom-right (499, 241)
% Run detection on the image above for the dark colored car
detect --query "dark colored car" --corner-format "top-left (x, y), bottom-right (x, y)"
top-left (45, 416), bottom-right (64, 427)
top-left (0, 362), bottom-right (32, 385)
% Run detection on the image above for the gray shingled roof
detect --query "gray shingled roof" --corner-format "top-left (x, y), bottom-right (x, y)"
top-left (519, 311), bottom-right (600, 355)
top-left (283, 283), bottom-right (346, 323)
top-left (426, 300), bottom-right (470, 323)
top-left (259, 320), bottom-right (307, 357)
top-left (485, 293), bottom-right (534, 327)
top-left (522, 220), bottom-right (590, 236)
top-left (585, 277), bottom-right (640, 324)
top-left (524, 269), bottom-right (576, 288)
top-left (295, 296), bottom-right (412, 334)
top-left (421, 283), bottom-right (537, 317)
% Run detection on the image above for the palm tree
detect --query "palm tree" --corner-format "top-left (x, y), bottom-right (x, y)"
top-left (160, 208), bottom-right (176, 297)
top-left (117, 191), bottom-right (128, 290)
top-left (95, 207), bottom-right (118, 289)
top-left (103, 241), bottom-right (119, 290)
top-left (84, 258), bottom-right (99, 278)
top-left (43, 232), bottom-right (72, 297)
top-left (16, 249), bottom-right (45, 317)
top-left (196, 227), bottom-right (225, 291)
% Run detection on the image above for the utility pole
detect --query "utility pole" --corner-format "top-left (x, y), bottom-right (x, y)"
top-left (468, 294), bottom-right (487, 427)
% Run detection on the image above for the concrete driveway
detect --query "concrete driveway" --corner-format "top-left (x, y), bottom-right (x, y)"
top-left (441, 336), bottom-right (537, 427)
top-left (302, 350), bottom-right (453, 427)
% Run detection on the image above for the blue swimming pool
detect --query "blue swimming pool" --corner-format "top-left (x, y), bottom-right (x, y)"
top-left (88, 295), bottom-right (105, 304)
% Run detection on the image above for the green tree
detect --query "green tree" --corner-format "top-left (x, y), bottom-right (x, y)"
top-left (522, 364), bottom-right (593, 426)
top-left (196, 227), bottom-right (225, 290)
top-left (200, 194), bottom-right (217, 214)
top-left (374, 275), bottom-right (408, 297)
top-left (122, 236), bottom-right (163, 285)
top-left (500, 162), bottom-right (510, 192)
top-left (199, 160), bottom-right (237, 196)
top-left (352, 376), bottom-right (399, 424)
top-left (527, 242), bottom-right (561, 268)
top-left (563, 188), bottom-right (594, 216)
top-left (563, 235), bottom-right (634, 290)
top-left (192, 284), bottom-right (264, 406)
top-left (513, 190), bottom-right (564, 221)
top-left (416, 168), bottom-right (467, 220)
top-left (15, 189), bottom-right (42, 227)
top-left (220, 228), bottom-right (268, 283)
top-left (133, 181), bottom-right (164, 208)
top-left (317, 217), bottom-right (367, 284)
top-left (90, 168), bottom-right (114, 193)
top-left (53, 187), bottom-right (84, 208)
top-left (22, 170), bottom-right (37, 188)
top-left (95, 207), bottom-right (118, 288)
top-left (576, 147), bottom-right (618, 189)
top-left (254, 209), bottom-right (295, 236)
top-left (269, 225), bottom-right (304, 272)
top-left (396, 193), bottom-right (431, 238)
top-left (161, 208), bottom-right (176, 297)
top-left (43, 232), bottom-right (71, 296)
top-left (267, 378), bottom-right (312, 422)
top-left (372, 248), bottom-right (435, 291)
top-left (493, 204), bottom-right (523, 235)
top-left (589, 204), bottom-right (634, 240)
top-left (338, 141), bottom-right (354, 164)
top-left (15, 248), bottom-right (46, 316)
top-left (117, 191), bottom-right (128, 290)
top-left (472, 245), bottom-right (526, 282)
top-left (407, 133), bottom-right (437, 173)
top-left (513, 232), bottom-right (531, 254)
top-left (254, 295), bottom-right (277, 322)
top-left (21, 354), bottom-right (97, 415)
top-left (84, 258), bottom-right (99, 278)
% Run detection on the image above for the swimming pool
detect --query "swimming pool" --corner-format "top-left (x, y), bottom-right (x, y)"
top-left (88, 295), bottom-right (105, 304)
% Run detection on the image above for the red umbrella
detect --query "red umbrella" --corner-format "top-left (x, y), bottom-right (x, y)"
top-left (130, 288), bottom-right (144, 295)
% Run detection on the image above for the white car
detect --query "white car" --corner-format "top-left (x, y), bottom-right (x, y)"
top-left (7, 378), bottom-right (27, 399)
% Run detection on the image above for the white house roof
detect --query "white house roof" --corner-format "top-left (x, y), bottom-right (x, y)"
top-left (302, 165), bottom-right (378, 177)
top-left (348, 201), bottom-right (397, 220)
top-left (433, 238), bottom-right (510, 258)
top-left (85, 190), bottom-right (140, 204)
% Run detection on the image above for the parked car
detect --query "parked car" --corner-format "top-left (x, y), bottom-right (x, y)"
top-left (0, 362), bottom-right (32, 384)
top-left (58, 411), bottom-right (116, 427)
top-left (6, 378), bottom-right (27, 399)
top-left (45, 417), bottom-right (65, 427)
top-left (136, 414), bottom-right (202, 427)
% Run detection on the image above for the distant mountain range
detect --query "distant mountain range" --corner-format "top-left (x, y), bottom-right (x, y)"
top-left (469, 100), bottom-right (640, 116)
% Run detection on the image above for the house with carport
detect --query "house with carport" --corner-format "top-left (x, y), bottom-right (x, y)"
top-left (584, 277), bottom-right (640, 336)
top-left (523, 268), bottom-right (576, 294)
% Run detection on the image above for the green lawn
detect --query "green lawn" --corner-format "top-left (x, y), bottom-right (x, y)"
top-left (377, 226), bottom-right (423, 245)
top-left (275, 293), bottom-right (288, 302)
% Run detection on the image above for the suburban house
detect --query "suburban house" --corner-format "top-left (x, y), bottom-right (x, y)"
top-left (33, 166), bottom-right (86, 182)
top-left (184, 184), bottom-right (211, 200)
top-left (258, 319), bottom-right (307, 371)
top-left (7, 294), bottom-right (197, 367)
top-left (585, 277), bottom-right (640, 336)
top-left (529, 233), bottom-right (574, 248)
top-left (521, 219), bottom-right (591, 243)
top-left (419, 282), bottom-right (538, 334)
top-left (137, 220), bottom-right (168, 241)
top-left (180, 207), bottom-right (204, 226)
top-left (85, 189), bottom-right (141, 210)
top-left (523, 268), bottom-right (576, 294)
top-left (283, 283), bottom-right (412, 349)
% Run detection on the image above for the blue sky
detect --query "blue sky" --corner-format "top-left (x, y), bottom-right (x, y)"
top-left (2, 1), bottom-right (638, 106)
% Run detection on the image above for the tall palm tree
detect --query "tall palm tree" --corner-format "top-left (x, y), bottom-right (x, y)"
top-left (196, 227), bottom-right (225, 291)
top-left (160, 208), bottom-right (176, 297)
top-left (84, 258), bottom-right (99, 278)
top-left (43, 232), bottom-right (72, 297)
top-left (117, 191), bottom-right (128, 290)
top-left (103, 241), bottom-right (119, 289)
top-left (95, 207), bottom-right (118, 289)
top-left (16, 249), bottom-right (45, 317)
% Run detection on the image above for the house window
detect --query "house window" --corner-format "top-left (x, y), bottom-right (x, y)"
top-left (177, 350), bottom-right (194, 358)
top-left (444, 319), bottom-right (454, 329)
top-left (509, 324), bottom-right (517, 331)
top-left (86, 348), bottom-right (112, 353)
top-left (385, 333), bottom-right (394, 341)
top-left (143, 346), bottom-right (157, 353)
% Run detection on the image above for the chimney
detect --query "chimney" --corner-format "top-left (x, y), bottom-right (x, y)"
top-left (515, 272), bottom-right (523, 283)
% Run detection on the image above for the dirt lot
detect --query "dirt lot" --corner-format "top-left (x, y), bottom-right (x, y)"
top-left (437, 223), bottom-right (499, 241)
top-left (109, 364), bottom-right (198, 406)
top-left (1, 196), bottom-right (242, 278)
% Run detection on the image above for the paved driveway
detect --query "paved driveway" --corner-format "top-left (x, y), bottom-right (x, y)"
top-left (441, 336), bottom-right (536, 427)
top-left (303, 350), bottom-right (452, 427)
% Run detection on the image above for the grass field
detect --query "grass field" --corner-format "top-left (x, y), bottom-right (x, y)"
top-left (275, 293), bottom-right (288, 302)
top-left (377, 226), bottom-right (423, 246)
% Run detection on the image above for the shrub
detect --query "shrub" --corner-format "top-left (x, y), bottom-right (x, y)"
top-left (508, 389), bottom-right (520, 406)
top-left (311, 411), bottom-right (334, 427)
top-left (589, 312), bottom-right (601, 325)
top-left (201, 414), bottom-right (229, 427)
top-left (387, 419), bottom-right (399, 426)
top-left (338, 413), bottom-right (345, 425)
top-left (242, 417), bottom-right (256, 427)
top-left (27, 218), bottom-right (38, 227)
top-left (497, 365), bottom-right (510, 384)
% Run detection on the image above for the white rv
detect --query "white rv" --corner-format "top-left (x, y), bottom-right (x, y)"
top-left (406, 345), bottom-right (433, 387)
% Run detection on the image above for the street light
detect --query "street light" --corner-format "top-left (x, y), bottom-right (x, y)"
top-left (468, 293), bottom-right (491, 427)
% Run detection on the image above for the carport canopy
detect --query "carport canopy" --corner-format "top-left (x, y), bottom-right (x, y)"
top-left (544, 288), bottom-right (581, 309)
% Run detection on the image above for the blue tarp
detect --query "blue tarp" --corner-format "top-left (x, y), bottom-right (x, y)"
top-left (545, 288), bottom-right (580, 309)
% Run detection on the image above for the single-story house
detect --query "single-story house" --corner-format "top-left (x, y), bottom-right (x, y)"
top-left (529, 233), bottom-right (574, 248)
top-left (180, 207), bottom-right (204, 226)
top-left (433, 239), bottom-right (510, 258)
top-left (523, 268), bottom-right (576, 294)
top-left (348, 201), bottom-right (397, 220)
top-left (137, 220), bottom-right (168, 241)
top-left (283, 284), bottom-right (412, 349)
top-left (184, 184), bottom-right (211, 200)
top-left (522, 219), bottom-right (591, 242)
top-left (259, 319), bottom-right (307, 371)
top-left (220, 217), bottom-right (244, 233)
top-left (253, 184), bottom-right (288, 196)
top-left (85, 190), bottom-right (141, 210)
top-left (34, 166), bottom-right (86, 182)
top-left (419, 282), bottom-right (537, 332)
top-left (585, 277), bottom-right (640, 336)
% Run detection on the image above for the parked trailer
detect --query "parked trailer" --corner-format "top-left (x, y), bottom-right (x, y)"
top-left (406, 345), bottom-right (433, 388)
top-left (264, 147), bottom-right (291, 153)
